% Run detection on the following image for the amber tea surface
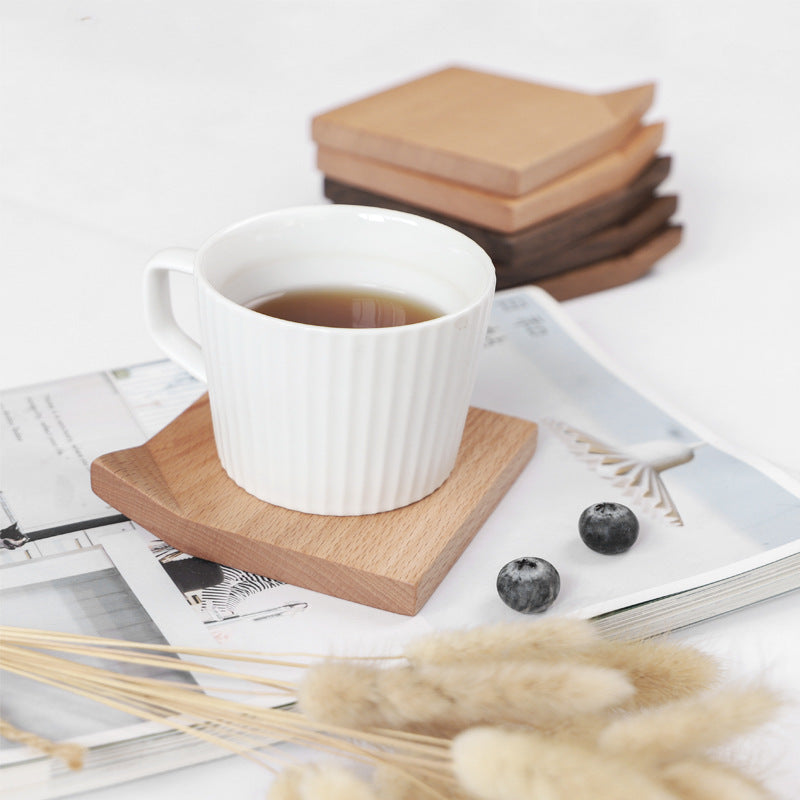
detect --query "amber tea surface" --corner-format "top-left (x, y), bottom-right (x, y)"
top-left (247, 286), bottom-right (443, 328)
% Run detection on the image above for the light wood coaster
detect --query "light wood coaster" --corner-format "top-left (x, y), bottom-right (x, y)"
top-left (324, 155), bottom-right (673, 268)
top-left (91, 397), bottom-right (538, 616)
top-left (316, 124), bottom-right (664, 233)
top-left (312, 66), bottom-right (654, 196)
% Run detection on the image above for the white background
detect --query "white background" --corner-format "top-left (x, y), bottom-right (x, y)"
top-left (2, 1), bottom-right (799, 797)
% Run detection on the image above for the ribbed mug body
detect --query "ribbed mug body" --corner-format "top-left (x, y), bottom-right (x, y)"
top-left (193, 206), bottom-right (495, 515)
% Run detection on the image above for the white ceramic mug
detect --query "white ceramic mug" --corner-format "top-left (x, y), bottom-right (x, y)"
top-left (144, 205), bottom-right (495, 515)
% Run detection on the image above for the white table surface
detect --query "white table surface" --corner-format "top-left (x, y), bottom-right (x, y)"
top-left (2, 1), bottom-right (799, 797)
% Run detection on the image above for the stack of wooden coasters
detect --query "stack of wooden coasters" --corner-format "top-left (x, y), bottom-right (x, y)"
top-left (313, 66), bottom-right (682, 300)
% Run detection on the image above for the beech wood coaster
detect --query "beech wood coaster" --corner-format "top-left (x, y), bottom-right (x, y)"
top-left (91, 395), bottom-right (538, 616)
top-left (312, 66), bottom-right (654, 196)
top-left (316, 123), bottom-right (664, 233)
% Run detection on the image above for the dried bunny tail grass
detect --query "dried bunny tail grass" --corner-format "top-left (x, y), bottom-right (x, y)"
top-left (584, 637), bottom-right (720, 708)
top-left (382, 660), bottom-right (635, 733)
top-left (0, 625), bottom-right (316, 669)
top-left (536, 710), bottom-right (614, 744)
top-left (372, 766), bottom-right (418, 800)
top-left (373, 765), bottom-right (473, 800)
top-left (298, 659), bottom-right (634, 736)
top-left (298, 662), bottom-right (383, 730)
top-left (404, 618), bottom-right (601, 666)
top-left (266, 764), bottom-right (379, 800)
top-left (267, 766), bottom-right (305, 800)
top-left (302, 765), bottom-right (379, 800)
top-left (657, 758), bottom-right (773, 800)
top-left (451, 726), bottom-right (680, 800)
top-left (269, 764), bottom-right (461, 800)
top-left (403, 621), bottom-right (719, 710)
top-left (597, 687), bottom-right (779, 764)
top-left (0, 626), bottom-right (300, 696)
top-left (1, 635), bottom-right (456, 787)
top-left (0, 718), bottom-right (85, 770)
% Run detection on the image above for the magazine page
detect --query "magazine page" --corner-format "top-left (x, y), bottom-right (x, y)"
top-left (3, 286), bottom-right (799, 772)
top-left (418, 287), bottom-right (800, 630)
top-left (0, 362), bottom-right (429, 773)
top-left (0, 538), bottom-right (216, 765)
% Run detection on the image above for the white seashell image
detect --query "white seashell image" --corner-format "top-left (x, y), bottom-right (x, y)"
top-left (545, 419), bottom-right (705, 525)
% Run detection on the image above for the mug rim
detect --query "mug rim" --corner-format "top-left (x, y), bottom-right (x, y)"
top-left (191, 204), bottom-right (495, 334)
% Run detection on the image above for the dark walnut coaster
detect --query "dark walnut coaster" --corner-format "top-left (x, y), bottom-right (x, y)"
top-left (91, 396), bottom-right (538, 616)
top-left (323, 155), bottom-right (672, 267)
top-left (494, 194), bottom-right (678, 279)
top-left (532, 224), bottom-right (683, 300)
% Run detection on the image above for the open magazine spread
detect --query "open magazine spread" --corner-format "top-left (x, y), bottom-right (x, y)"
top-left (2, 286), bottom-right (799, 797)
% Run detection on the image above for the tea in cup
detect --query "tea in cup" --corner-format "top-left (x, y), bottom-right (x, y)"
top-left (144, 205), bottom-right (495, 515)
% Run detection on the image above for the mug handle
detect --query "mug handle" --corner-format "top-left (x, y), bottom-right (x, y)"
top-left (144, 247), bottom-right (206, 382)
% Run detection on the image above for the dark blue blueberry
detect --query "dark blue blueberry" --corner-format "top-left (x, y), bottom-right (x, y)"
top-left (579, 502), bottom-right (639, 554)
top-left (496, 557), bottom-right (560, 613)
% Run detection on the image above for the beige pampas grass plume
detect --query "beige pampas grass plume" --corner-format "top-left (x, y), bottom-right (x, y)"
top-left (657, 758), bottom-right (773, 800)
top-left (597, 687), bottom-right (779, 763)
top-left (299, 659), bottom-right (634, 736)
top-left (404, 619), bottom-right (602, 666)
top-left (451, 726), bottom-right (680, 800)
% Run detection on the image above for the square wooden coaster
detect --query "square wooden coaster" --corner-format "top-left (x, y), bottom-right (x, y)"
top-left (316, 123), bottom-right (664, 233)
top-left (533, 224), bottom-right (683, 300)
top-left (323, 155), bottom-right (673, 268)
top-left (496, 194), bottom-right (678, 279)
top-left (91, 396), bottom-right (538, 616)
top-left (312, 66), bottom-right (654, 196)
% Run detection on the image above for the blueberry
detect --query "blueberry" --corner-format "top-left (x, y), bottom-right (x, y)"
top-left (579, 502), bottom-right (639, 554)
top-left (496, 557), bottom-right (560, 613)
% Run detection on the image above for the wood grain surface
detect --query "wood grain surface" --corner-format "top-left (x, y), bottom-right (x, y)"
top-left (91, 397), bottom-right (538, 616)
top-left (316, 123), bottom-right (664, 233)
top-left (323, 156), bottom-right (673, 267)
top-left (312, 66), bottom-right (654, 196)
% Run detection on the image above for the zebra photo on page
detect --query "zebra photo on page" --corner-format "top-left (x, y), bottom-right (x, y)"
top-left (149, 541), bottom-right (308, 625)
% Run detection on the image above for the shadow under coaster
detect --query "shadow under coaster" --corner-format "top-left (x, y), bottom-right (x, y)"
top-left (91, 395), bottom-right (538, 616)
